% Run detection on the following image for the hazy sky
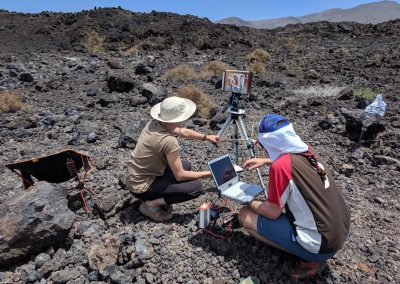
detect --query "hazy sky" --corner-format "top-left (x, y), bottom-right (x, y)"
top-left (0, 0), bottom-right (397, 21)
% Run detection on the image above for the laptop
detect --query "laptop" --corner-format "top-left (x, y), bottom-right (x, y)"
top-left (208, 154), bottom-right (264, 204)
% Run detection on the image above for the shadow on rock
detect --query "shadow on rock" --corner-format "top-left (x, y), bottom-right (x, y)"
top-left (116, 200), bottom-right (197, 227)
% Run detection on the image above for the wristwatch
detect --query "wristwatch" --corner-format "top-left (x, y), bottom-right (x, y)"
top-left (202, 134), bottom-right (207, 141)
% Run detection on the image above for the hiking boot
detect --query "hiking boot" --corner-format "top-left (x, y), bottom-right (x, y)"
top-left (161, 204), bottom-right (173, 214)
top-left (139, 202), bottom-right (173, 222)
top-left (290, 260), bottom-right (327, 280)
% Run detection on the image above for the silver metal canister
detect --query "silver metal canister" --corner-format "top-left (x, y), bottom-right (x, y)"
top-left (199, 203), bottom-right (210, 228)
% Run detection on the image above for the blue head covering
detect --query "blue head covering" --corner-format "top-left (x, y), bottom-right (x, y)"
top-left (258, 114), bottom-right (289, 133)
top-left (258, 114), bottom-right (308, 161)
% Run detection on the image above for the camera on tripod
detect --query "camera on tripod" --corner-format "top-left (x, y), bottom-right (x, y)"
top-left (197, 69), bottom-right (265, 189)
top-left (222, 70), bottom-right (253, 96)
top-left (222, 70), bottom-right (253, 112)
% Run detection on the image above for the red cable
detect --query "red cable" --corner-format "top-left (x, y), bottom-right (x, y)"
top-left (198, 197), bottom-right (235, 240)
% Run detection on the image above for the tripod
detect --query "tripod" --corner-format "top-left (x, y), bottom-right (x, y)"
top-left (197, 93), bottom-right (266, 189)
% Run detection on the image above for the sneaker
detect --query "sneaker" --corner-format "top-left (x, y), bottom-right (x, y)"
top-left (139, 202), bottom-right (173, 222)
top-left (290, 260), bottom-right (327, 280)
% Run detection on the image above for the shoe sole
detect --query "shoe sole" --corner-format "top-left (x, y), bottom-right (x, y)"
top-left (139, 203), bottom-right (173, 222)
top-left (290, 263), bottom-right (326, 280)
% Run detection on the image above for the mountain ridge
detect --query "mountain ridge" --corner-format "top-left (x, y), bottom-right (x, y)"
top-left (217, 1), bottom-right (400, 29)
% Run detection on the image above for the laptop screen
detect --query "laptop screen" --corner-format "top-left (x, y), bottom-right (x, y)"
top-left (209, 155), bottom-right (237, 187)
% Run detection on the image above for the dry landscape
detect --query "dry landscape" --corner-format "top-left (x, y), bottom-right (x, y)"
top-left (0, 8), bottom-right (399, 284)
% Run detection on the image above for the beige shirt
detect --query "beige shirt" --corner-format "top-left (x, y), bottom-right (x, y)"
top-left (126, 120), bottom-right (180, 194)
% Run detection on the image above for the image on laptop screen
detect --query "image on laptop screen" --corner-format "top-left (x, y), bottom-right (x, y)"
top-left (209, 155), bottom-right (237, 187)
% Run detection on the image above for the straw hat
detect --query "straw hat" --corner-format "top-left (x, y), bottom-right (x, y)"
top-left (150, 96), bottom-right (196, 123)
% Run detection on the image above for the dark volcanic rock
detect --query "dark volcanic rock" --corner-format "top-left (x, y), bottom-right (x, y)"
top-left (0, 8), bottom-right (400, 284)
top-left (129, 94), bottom-right (148, 107)
top-left (35, 253), bottom-right (51, 268)
top-left (20, 263), bottom-right (39, 282)
top-left (86, 88), bottom-right (97, 97)
top-left (209, 112), bottom-right (228, 130)
top-left (50, 266), bottom-right (86, 283)
top-left (214, 78), bottom-right (222, 89)
top-left (108, 58), bottom-right (123, 69)
top-left (135, 63), bottom-right (152, 75)
top-left (355, 96), bottom-right (373, 109)
top-left (93, 190), bottom-right (132, 219)
top-left (19, 72), bottom-right (34, 82)
top-left (372, 155), bottom-right (400, 169)
top-left (4, 115), bottom-right (38, 130)
top-left (87, 132), bottom-right (98, 143)
top-left (140, 82), bottom-right (167, 106)
top-left (88, 237), bottom-right (119, 278)
top-left (15, 128), bottom-right (32, 138)
top-left (117, 120), bottom-right (147, 149)
top-left (107, 71), bottom-right (135, 93)
top-left (342, 110), bottom-right (386, 142)
top-left (0, 181), bottom-right (75, 267)
top-left (305, 69), bottom-right (320, 79)
top-left (318, 120), bottom-right (332, 130)
top-left (338, 89), bottom-right (353, 100)
top-left (209, 239), bottom-right (229, 256)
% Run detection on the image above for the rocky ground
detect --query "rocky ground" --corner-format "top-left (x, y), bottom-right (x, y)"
top-left (0, 8), bottom-right (399, 284)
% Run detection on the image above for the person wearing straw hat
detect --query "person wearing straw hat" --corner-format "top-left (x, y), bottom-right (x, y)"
top-left (126, 96), bottom-right (220, 222)
top-left (239, 114), bottom-right (350, 279)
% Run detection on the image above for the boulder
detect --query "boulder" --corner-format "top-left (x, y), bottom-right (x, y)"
top-left (209, 112), bottom-right (228, 131)
top-left (87, 132), bottom-right (98, 143)
top-left (341, 109), bottom-right (385, 142)
top-left (318, 120), bottom-right (332, 130)
top-left (86, 88), bottom-right (97, 97)
top-left (19, 72), bottom-right (34, 83)
top-left (0, 181), bottom-right (75, 267)
top-left (15, 128), bottom-right (32, 139)
top-left (340, 163), bottom-right (355, 177)
top-left (4, 114), bottom-right (38, 130)
top-left (140, 83), bottom-right (167, 106)
top-left (372, 155), bottom-right (400, 169)
top-left (7, 62), bottom-right (26, 73)
top-left (50, 266), bottom-right (86, 283)
top-left (355, 96), bottom-right (373, 110)
top-left (107, 71), bottom-right (135, 93)
top-left (96, 95), bottom-right (117, 107)
top-left (338, 89), bottom-right (353, 100)
top-left (111, 269), bottom-right (133, 284)
top-left (117, 120), bottom-right (147, 149)
top-left (20, 263), bottom-right (39, 282)
top-left (93, 190), bottom-right (132, 219)
top-left (129, 94), bottom-right (148, 107)
top-left (307, 97), bottom-right (324, 107)
top-left (135, 63), bottom-right (152, 75)
top-left (88, 236), bottom-right (120, 278)
top-left (305, 69), bottom-right (320, 79)
top-left (76, 120), bottom-right (98, 137)
top-left (107, 58), bottom-right (123, 70)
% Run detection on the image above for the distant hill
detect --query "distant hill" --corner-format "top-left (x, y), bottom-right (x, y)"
top-left (217, 1), bottom-right (400, 29)
top-left (217, 17), bottom-right (254, 27)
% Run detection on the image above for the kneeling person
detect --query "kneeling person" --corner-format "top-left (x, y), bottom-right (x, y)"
top-left (240, 114), bottom-right (350, 279)
top-left (126, 96), bottom-right (219, 222)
